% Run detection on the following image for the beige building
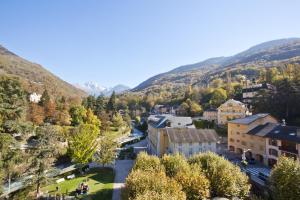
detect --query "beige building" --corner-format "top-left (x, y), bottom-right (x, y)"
top-left (217, 99), bottom-right (249, 125)
top-left (228, 113), bottom-right (279, 166)
top-left (148, 115), bottom-right (195, 156)
top-left (149, 127), bottom-right (218, 157)
top-left (203, 108), bottom-right (218, 122)
top-left (250, 122), bottom-right (300, 166)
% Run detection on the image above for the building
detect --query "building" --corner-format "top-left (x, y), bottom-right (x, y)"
top-left (217, 99), bottom-right (250, 125)
top-left (149, 127), bottom-right (219, 157)
top-left (165, 128), bottom-right (218, 157)
top-left (248, 122), bottom-right (300, 166)
top-left (203, 108), bottom-right (218, 122)
top-left (227, 113), bottom-right (279, 166)
top-left (29, 92), bottom-right (42, 103)
top-left (242, 83), bottom-right (275, 104)
top-left (147, 115), bottom-right (195, 156)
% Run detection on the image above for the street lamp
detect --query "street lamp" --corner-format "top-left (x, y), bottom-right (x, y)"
top-left (241, 149), bottom-right (251, 167)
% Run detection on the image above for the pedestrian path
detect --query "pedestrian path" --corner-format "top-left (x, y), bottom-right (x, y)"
top-left (112, 160), bottom-right (134, 200)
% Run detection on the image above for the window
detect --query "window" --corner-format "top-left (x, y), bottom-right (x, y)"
top-left (236, 132), bottom-right (240, 135)
top-left (189, 148), bottom-right (193, 155)
top-left (208, 142), bottom-right (211, 145)
top-left (269, 149), bottom-right (278, 157)
top-left (237, 140), bottom-right (240, 143)
top-left (241, 141), bottom-right (247, 146)
top-left (269, 139), bottom-right (278, 146)
top-left (230, 138), bottom-right (235, 142)
top-left (189, 142), bottom-right (193, 146)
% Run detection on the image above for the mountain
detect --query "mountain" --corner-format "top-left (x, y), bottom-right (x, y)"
top-left (75, 82), bottom-right (130, 96)
top-left (133, 38), bottom-right (300, 91)
top-left (0, 45), bottom-right (87, 99)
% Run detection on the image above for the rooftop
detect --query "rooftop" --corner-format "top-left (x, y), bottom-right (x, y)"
top-left (148, 114), bottom-right (193, 128)
top-left (248, 123), bottom-right (300, 143)
top-left (166, 128), bottom-right (218, 143)
top-left (228, 113), bottom-right (270, 125)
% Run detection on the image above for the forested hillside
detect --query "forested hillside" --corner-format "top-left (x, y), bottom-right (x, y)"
top-left (0, 45), bottom-right (86, 99)
top-left (133, 38), bottom-right (300, 92)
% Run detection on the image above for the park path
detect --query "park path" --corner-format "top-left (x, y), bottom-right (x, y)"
top-left (112, 160), bottom-right (134, 200)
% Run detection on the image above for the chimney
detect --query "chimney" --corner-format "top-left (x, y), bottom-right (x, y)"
top-left (282, 119), bottom-right (286, 126)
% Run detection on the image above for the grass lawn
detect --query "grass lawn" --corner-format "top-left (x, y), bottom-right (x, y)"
top-left (42, 168), bottom-right (114, 200)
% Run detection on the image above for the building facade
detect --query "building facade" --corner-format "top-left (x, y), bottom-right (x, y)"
top-left (203, 108), bottom-right (218, 122)
top-left (228, 113), bottom-right (278, 165)
top-left (242, 83), bottom-right (275, 104)
top-left (217, 99), bottom-right (250, 125)
top-left (147, 115), bottom-right (194, 156)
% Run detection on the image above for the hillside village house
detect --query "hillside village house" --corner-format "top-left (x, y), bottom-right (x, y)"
top-left (217, 99), bottom-right (250, 125)
top-left (228, 114), bottom-right (278, 165)
top-left (148, 115), bottom-right (194, 156)
top-left (242, 82), bottom-right (275, 105)
top-left (202, 108), bottom-right (218, 122)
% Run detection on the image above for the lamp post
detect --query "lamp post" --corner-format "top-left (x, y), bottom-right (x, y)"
top-left (241, 149), bottom-right (251, 167)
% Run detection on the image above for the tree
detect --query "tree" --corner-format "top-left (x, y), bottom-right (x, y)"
top-left (32, 125), bottom-right (61, 197)
top-left (82, 95), bottom-right (96, 111)
top-left (175, 164), bottom-right (210, 200)
top-left (95, 95), bottom-right (106, 116)
top-left (69, 124), bottom-right (99, 164)
top-left (39, 89), bottom-right (50, 106)
top-left (107, 91), bottom-right (117, 113)
top-left (161, 154), bottom-right (189, 177)
top-left (189, 152), bottom-right (250, 199)
top-left (54, 109), bottom-right (71, 126)
top-left (266, 67), bottom-right (279, 83)
top-left (44, 100), bottom-right (56, 123)
top-left (133, 152), bottom-right (164, 173)
top-left (0, 76), bottom-right (26, 121)
top-left (86, 108), bottom-right (101, 128)
top-left (269, 156), bottom-right (300, 200)
top-left (28, 103), bottom-right (45, 125)
top-left (124, 170), bottom-right (185, 200)
top-left (95, 137), bottom-right (117, 166)
top-left (69, 105), bottom-right (87, 126)
top-left (209, 88), bottom-right (227, 107)
top-left (187, 99), bottom-right (202, 116)
top-left (112, 112), bottom-right (124, 130)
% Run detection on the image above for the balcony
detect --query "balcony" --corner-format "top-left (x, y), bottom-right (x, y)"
top-left (279, 146), bottom-right (298, 154)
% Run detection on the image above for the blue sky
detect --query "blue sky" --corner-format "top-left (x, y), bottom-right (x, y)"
top-left (1, 0), bottom-right (300, 88)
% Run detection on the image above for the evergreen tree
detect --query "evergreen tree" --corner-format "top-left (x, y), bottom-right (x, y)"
top-left (107, 91), bottom-right (117, 113)
top-left (95, 95), bottom-right (106, 116)
top-left (0, 76), bottom-right (26, 121)
top-left (39, 89), bottom-right (50, 106)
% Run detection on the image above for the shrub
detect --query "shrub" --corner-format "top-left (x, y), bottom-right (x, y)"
top-left (161, 154), bottom-right (189, 177)
top-left (124, 170), bottom-right (185, 200)
top-left (135, 190), bottom-right (185, 200)
top-left (189, 152), bottom-right (250, 199)
top-left (175, 164), bottom-right (210, 200)
top-left (133, 152), bottom-right (164, 173)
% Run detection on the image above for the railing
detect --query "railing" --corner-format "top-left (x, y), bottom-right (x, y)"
top-left (279, 146), bottom-right (298, 154)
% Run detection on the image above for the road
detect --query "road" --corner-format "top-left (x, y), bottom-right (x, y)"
top-left (112, 160), bottom-right (134, 200)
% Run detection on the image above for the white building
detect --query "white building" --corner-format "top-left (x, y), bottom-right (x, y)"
top-left (165, 128), bottom-right (219, 157)
top-left (29, 92), bottom-right (42, 103)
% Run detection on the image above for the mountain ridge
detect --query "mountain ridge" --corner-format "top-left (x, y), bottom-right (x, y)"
top-left (133, 38), bottom-right (300, 91)
top-left (0, 45), bottom-right (87, 99)
top-left (75, 82), bottom-right (130, 96)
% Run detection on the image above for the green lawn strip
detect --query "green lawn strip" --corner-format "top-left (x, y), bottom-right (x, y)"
top-left (42, 168), bottom-right (114, 200)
